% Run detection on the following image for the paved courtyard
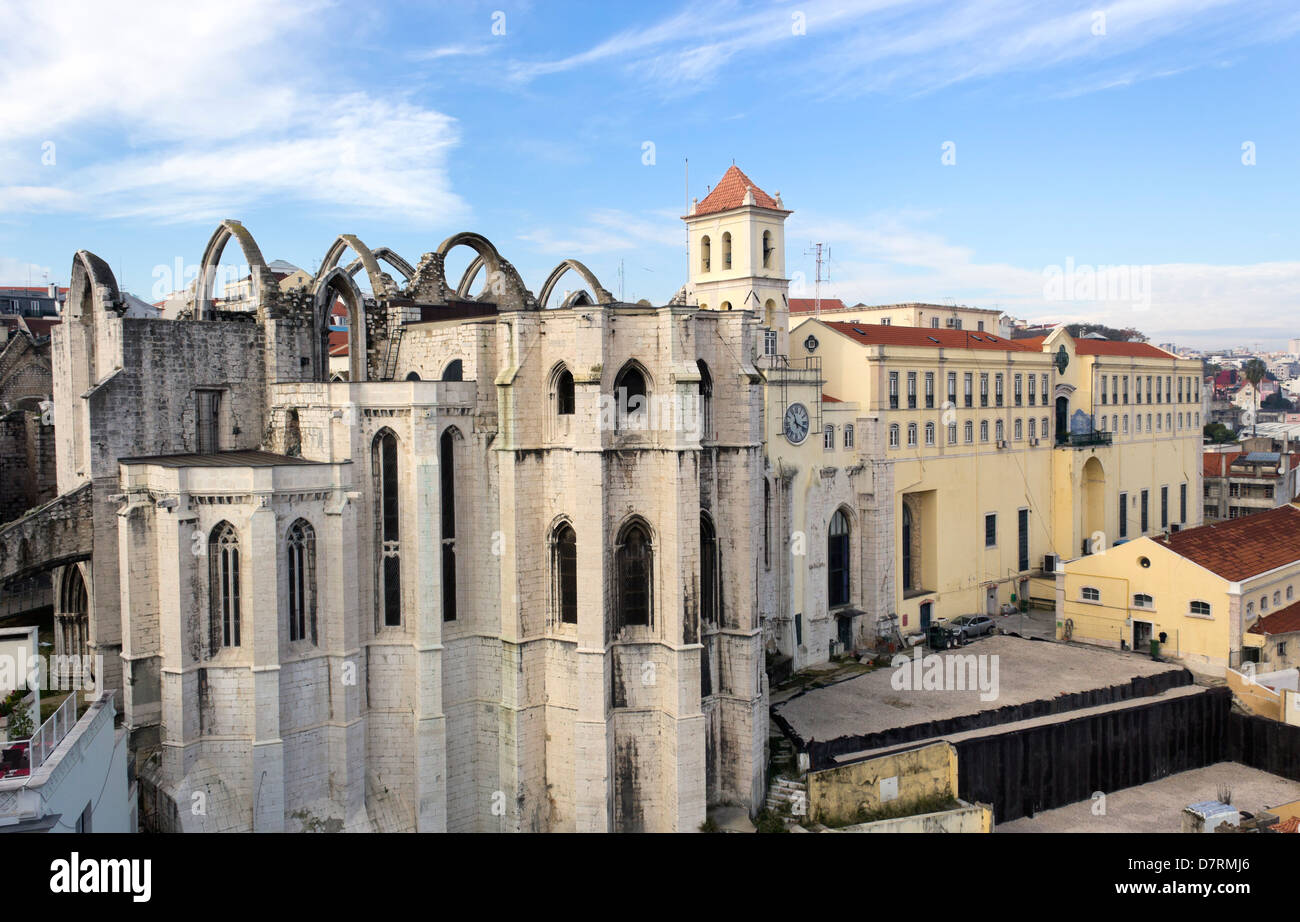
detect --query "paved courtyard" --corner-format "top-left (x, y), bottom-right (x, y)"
top-left (998, 762), bottom-right (1300, 833)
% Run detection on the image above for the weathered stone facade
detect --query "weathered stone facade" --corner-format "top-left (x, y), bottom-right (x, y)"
top-left (40, 222), bottom-right (767, 833)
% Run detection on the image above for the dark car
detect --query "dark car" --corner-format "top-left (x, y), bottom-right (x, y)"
top-left (949, 615), bottom-right (997, 640)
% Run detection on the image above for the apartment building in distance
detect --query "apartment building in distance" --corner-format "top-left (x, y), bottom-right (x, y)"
top-left (1202, 450), bottom-right (1300, 522)
top-left (789, 298), bottom-right (1011, 339)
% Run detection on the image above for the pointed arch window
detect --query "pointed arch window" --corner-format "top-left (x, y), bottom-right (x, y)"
top-left (828, 509), bottom-right (851, 607)
top-left (555, 367), bottom-right (575, 415)
top-left (210, 522), bottom-right (241, 653)
top-left (441, 359), bottom-right (463, 382)
top-left (617, 520), bottom-right (653, 628)
top-left (287, 519), bottom-right (317, 643)
top-left (700, 513), bottom-right (718, 624)
top-left (697, 360), bottom-right (713, 440)
top-left (553, 521), bottom-right (577, 625)
top-left (614, 363), bottom-right (649, 431)
top-left (373, 430), bottom-right (402, 627)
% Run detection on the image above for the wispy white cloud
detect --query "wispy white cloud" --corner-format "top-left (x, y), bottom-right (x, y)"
top-left (0, 257), bottom-right (53, 286)
top-left (517, 208), bottom-right (681, 257)
top-left (0, 0), bottom-right (466, 224)
top-left (506, 0), bottom-right (1298, 99)
top-left (791, 210), bottom-right (1300, 347)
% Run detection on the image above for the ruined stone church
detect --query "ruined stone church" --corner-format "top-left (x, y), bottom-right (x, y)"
top-left (0, 174), bottom-right (780, 831)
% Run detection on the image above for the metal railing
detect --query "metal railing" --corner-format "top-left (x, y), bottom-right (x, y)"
top-left (0, 691), bottom-right (88, 779)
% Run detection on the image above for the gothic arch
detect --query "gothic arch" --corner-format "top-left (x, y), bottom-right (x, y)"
top-left (345, 246), bottom-right (415, 287)
top-left (318, 234), bottom-right (398, 301)
top-left (537, 259), bottom-right (614, 309)
top-left (437, 232), bottom-right (535, 311)
top-left (313, 267), bottom-right (369, 382)
top-left (196, 220), bottom-right (276, 320)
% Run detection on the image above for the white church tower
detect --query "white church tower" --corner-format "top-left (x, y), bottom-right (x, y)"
top-left (684, 165), bottom-right (792, 356)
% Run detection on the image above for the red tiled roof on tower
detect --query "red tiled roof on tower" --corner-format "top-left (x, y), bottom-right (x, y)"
top-left (690, 165), bottom-right (784, 217)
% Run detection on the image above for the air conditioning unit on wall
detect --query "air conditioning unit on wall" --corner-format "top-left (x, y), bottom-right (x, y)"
top-left (1043, 553), bottom-right (1058, 574)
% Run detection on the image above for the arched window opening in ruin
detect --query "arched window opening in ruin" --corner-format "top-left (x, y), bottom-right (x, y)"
top-left (210, 521), bottom-right (241, 653)
top-left (287, 519), bottom-right (317, 644)
top-left (696, 359), bottom-right (713, 440)
top-left (441, 359), bottom-right (464, 382)
top-left (440, 428), bottom-right (458, 622)
top-left (373, 430), bottom-right (401, 628)
top-left (555, 367), bottom-right (575, 415)
top-left (828, 509), bottom-right (850, 608)
top-left (617, 519), bottom-right (653, 628)
top-left (553, 521), bottom-right (577, 625)
top-left (405, 372), bottom-right (421, 381)
top-left (700, 513), bottom-right (718, 624)
top-left (614, 363), bottom-right (649, 431)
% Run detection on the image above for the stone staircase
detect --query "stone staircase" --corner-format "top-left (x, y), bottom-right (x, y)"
top-left (764, 777), bottom-right (808, 816)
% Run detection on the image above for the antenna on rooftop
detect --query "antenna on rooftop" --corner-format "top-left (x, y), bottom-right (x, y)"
top-left (803, 242), bottom-right (831, 315)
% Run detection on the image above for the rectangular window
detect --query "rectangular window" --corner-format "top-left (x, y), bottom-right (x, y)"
top-left (1123, 377), bottom-right (1128, 404)
top-left (1041, 374), bottom-right (1049, 405)
top-left (977, 320), bottom-right (984, 331)
top-left (925, 372), bottom-right (935, 409)
top-left (984, 513), bottom-right (996, 548)
top-left (980, 374), bottom-right (989, 407)
top-left (907, 372), bottom-right (917, 409)
top-left (195, 389), bottom-right (221, 453)
top-left (1082, 587), bottom-right (1100, 602)
top-left (1100, 375), bottom-right (1107, 405)
top-left (1161, 485), bottom-right (1168, 529)
top-left (824, 426), bottom-right (834, 449)
top-left (889, 371), bottom-right (899, 409)
top-left (1140, 489), bottom-right (1149, 533)
top-left (995, 374), bottom-right (1004, 407)
top-left (763, 329), bottom-right (777, 356)
top-left (1119, 492), bottom-right (1128, 538)
top-left (1014, 374), bottom-right (1023, 406)
top-left (1146, 376), bottom-right (1153, 403)
top-left (1180, 483), bottom-right (1187, 523)
top-left (844, 425), bottom-right (854, 448)
top-left (1136, 377), bottom-right (1142, 403)
top-left (1190, 600), bottom-right (1211, 617)
top-left (1029, 374), bottom-right (1036, 404)
top-left (1018, 509), bottom-right (1029, 572)
top-left (964, 373), bottom-right (973, 408)
top-left (948, 372), bottom-right (957, 407)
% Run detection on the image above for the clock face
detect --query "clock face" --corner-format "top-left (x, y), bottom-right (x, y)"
top-left (783, 402), bottom-right (810, 444)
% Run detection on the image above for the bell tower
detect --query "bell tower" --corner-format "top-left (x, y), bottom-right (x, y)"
top-left (683, 165), bottom-right (791, 356)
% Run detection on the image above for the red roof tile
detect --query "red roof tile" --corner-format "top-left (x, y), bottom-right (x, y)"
top-left (1249, 599), bottom-right (1300, 636)
top-left (691, 165), bottom-right (782, 216)
top-left (1153, 504), bottom-right (1300, 581)
top-left (1072, 339), bottom-right (1176, 358)
top-left (818, 321), bottom-right (1035, 353)
top-left (821, 393), bottom-right (841, 403)
top-left (1274, 815), bottom-right (1300, 833)
top-left (1203, 452), bottom-right (1243, 478)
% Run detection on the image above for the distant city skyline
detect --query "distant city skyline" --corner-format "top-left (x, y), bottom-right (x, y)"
top-left (1, 0), bottom-right (1297, 349)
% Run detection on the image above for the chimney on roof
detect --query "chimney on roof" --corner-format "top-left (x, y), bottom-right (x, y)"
top-left (47, 282), bottom-right (57, 300)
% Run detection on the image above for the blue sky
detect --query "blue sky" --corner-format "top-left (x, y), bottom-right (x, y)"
top-left (1, 0), bottom-right (1297, 347)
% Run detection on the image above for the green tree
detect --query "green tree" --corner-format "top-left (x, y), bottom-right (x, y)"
top-left (6, 700), bottom-right (34, 741)
top-left (1243, 358), bottom-right (1267, 437)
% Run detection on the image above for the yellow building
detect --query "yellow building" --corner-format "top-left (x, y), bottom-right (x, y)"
top-left (1059, 503), bottom-right (1300, 674)
top-left (681, 163), bottom-right (1203, 670)
top-left (786, 320), bottom-right (1204, 636)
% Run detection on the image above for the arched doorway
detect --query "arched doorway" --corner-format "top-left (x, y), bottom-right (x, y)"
top-left (1082, 456), bottom-right (1105, 553)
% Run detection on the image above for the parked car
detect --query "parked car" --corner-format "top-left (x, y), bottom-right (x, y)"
top-left (949, 615), bottom-right (997, 641)
top-left (927, 623), bottom-right (962, 650)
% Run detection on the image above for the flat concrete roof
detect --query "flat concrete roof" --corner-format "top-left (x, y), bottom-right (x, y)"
top-left (775, 635), bottom-right (1185, 744)
top-left (998, 762), bottom-right (1300, 833)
